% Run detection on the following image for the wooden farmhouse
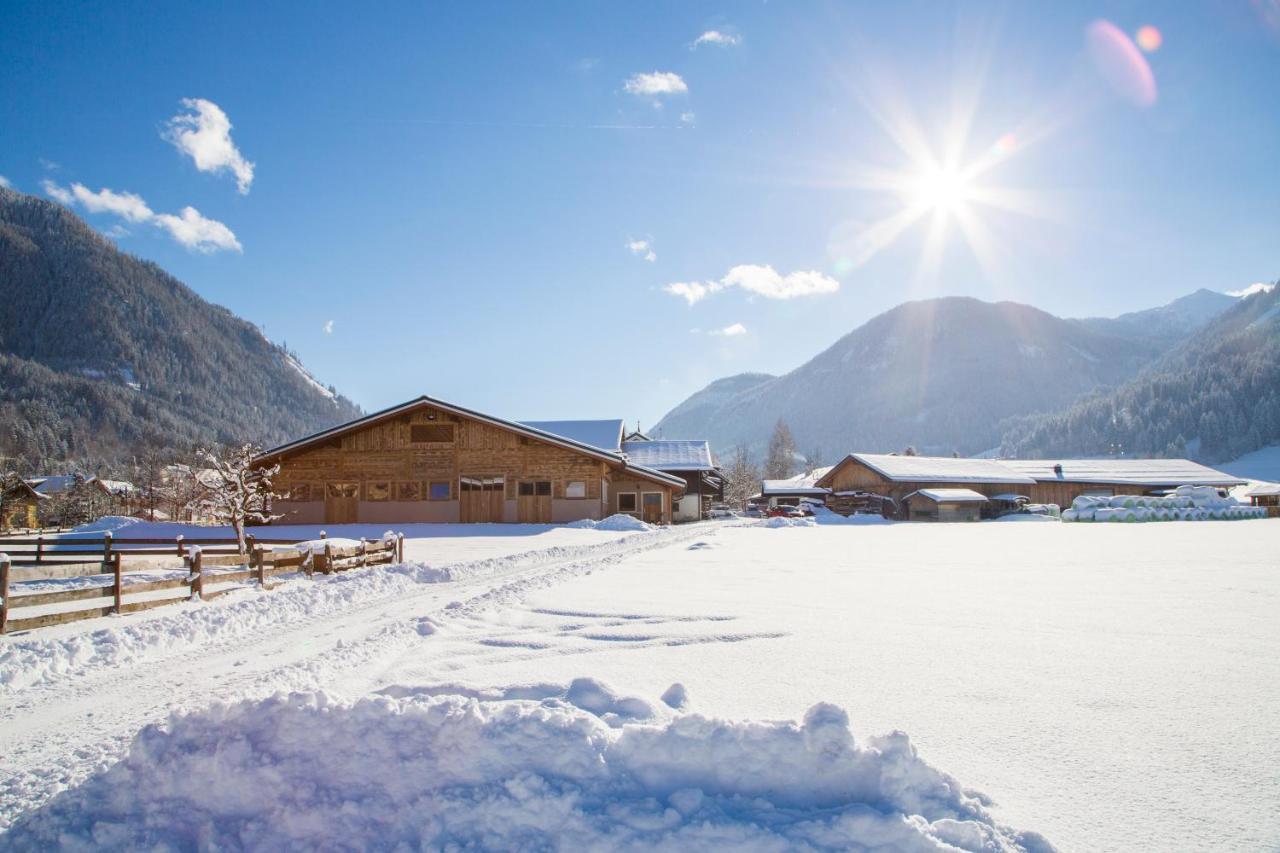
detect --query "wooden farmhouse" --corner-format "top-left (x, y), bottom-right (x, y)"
top-left (256, 396), bottom-right (687, 525)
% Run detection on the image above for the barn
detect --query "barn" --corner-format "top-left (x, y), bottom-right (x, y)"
top-left (998, 459), bottom-right (1246, 507)
top-left (814, 453), bottom-right (1037, 512)
top-left (258, 396), bottom-right (686, 525)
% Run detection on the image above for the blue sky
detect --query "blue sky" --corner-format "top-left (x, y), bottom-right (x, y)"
top-left (3, 1), bottom-right (1278, 425)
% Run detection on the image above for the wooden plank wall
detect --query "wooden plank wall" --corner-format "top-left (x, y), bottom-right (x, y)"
top-left (274, 406), bottom-right (607, 506)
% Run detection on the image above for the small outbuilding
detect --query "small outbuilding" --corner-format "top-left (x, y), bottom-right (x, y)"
top-left (761, 466), bottom-right (833, 507)
top-left (1247, 483), bottom-right (1280, 517)
top-left (903, 488), bottom-right (988, 522)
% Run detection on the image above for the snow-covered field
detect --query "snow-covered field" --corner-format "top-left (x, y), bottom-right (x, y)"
top-left (2, 518), bottom-right (1277, 851)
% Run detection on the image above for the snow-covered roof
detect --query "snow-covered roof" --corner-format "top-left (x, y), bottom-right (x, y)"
top-left (908, 488), bottom-right (989, 503)
top-left (999, 458), bottom-right (1246, 487)
top-left (843, 454), bottom-right (1036, 485)
top-left (762, 466), bottom-right (834, 495)
top-left (28, 475), bottom-right (80, 495)
top-left (622, 440), bottom-right (715, 471)
top-left (95, 479), bottom-right (136, 495)
top-left (1246, 483), bottom-right (1280, 496)
top-left (520, 420), bottom-right (624, 453)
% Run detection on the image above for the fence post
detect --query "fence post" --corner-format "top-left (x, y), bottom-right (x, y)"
top-left (360, 537), bottom-right (368, 568)
top-left (103, 531), bottom-right (113, 566)
top-left (319, 530), bottom-right (327, 540)
top-left (0, 554), bottom-right (10, 634)
top-left (35, 534), bottom-right (43, 565)
top-left (175, 534), bottom-right (185, 558)
top-left (245, 534), bottom-right (256, 566)
top-left (323, 541), bottom-right (333, 575)
top-left (398, 533), bottom-right (405, 563)
top-left (112, 552), bottom-right (123, 615)
top-left (189, 549), bottom-right (204, 601)
top-left (253, 546), bottom-right (266, 588)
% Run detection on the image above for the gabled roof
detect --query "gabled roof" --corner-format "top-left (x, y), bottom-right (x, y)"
top-left (1248, 483), bottom-right (1280, 497)
top-left (257, 396), bottom-right (684, 489)
top-left (622, 439), bottom-right (716, 471)
top-left (763, 465), bottom-right (834, 496)
top-left (999, 458), bottom-right (1245, 487)
top-left (520, 420), bottom-right (624, 453)
top-left (28, 475), bottom-right (81, 495)
top-left (908, 488), bottom-right (989, 503)
top-left (818, 454), bottom-right (1035, 487)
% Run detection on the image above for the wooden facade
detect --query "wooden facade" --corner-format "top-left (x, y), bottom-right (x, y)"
top-left (816, 456), bottom-right (1037, 508)
top-left (261, 399), bottom-right (680, 526)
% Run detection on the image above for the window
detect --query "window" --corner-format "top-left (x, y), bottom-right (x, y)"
top-left (288, 483), bottom-right (312, 502)
top-left (429, 481), bottom-right (451, 500)
top-left (367, 482), bottom-right (391, 501)
top-left (617, 492), bottom-right (637, 513)
top-left (643, 493), bottom-right (662, 507)
top-left (565, 481), bottom-right (586, 499)
top-left (410, 424), bottom-right (454, 443)
top-left (396, 482), bottom-right (422, 501)
top-left (518, 481), bottom-right (534, 496)
top-left (535, 481), bottom-right (551, 496)
top-left (327, 482), bottom-right (358, 498)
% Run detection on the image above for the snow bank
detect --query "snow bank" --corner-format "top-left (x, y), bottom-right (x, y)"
top-left (3, 683), bottom-right (1052, 852)
top-left (760, 516), bottom-right (817, 528)
top-left (567, 514), bottom-right (653, 532)
top-left (810, 505), bottom-right (892, 525)
top-left (69, 515), bottom-right (146, 534)
top-left (1062, 486), bottom-right (1267, 522)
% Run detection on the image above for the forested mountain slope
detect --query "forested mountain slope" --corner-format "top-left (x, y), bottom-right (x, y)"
top-left (1000, 284), bottom-right (1280, 462)
top-left (0, 187), bottom-right (361, 471)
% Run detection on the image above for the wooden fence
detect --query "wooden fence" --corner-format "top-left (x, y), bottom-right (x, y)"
top-left (0, 533), bottom-right (405, 634)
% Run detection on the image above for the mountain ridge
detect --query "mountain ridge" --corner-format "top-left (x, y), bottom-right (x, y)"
top-left (653, 288), bottom-right (1252, 460)
top-left (0, 187), bottom-right (362, 471)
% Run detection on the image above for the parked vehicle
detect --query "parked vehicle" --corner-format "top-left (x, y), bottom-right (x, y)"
top-left (707, 503), bottom-right (737, 519)
top-left (744, 503), bottom-right (768, 518)
top-left (767, 505), bottom-right (805, 518)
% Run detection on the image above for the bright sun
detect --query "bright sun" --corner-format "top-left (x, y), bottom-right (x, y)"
top-left (909, 163), bottom-right (973, 214)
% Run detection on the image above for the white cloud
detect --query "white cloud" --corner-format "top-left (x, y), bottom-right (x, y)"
top-left (42, 179), bottom-right (74, 204)
top-left (0, 176), bottom-right (10, 189)
top-left (623, 71), bottom-right (688, 97)
top-left (43, 179), bottom-right (241, 253)
top-left (164, 98), bottom-right (255, 194)
top-left (710, 322), bottom-right (747, 337)
top-left (104, 224), bottom-right (131, 239)
top-left (153, 206), bottom-right (243, 253)
top-left (692, 30), bottom-right (741, 48)
top-left (627, 238), bottom-right (657, 262)
top-left (1227, 282), bottom-right (1275, 297)
top-left (680, 112), bottom-right (696, 125)
top-left (664, 264), bottom-right (839, 305)
top-left (323, 320), bottom-right (335, 334)
top-left (69, 184), bottom-right (154, 222)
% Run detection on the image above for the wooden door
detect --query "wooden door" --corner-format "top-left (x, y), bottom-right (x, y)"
top-left (641, 492), bottom-right (664, 524)
top-left (325, 483), bottom-right (359, 524)
top-left (461, 476), bottom-right (504, 523)
top-left (518, 481), bottom-right (552, 523)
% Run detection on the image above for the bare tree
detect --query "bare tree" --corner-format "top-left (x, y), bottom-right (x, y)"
top-left (764, 419), bottom-right (798, 480)
top-left (723, 444), bottom-right (762, 508)
top-left (130, 448), bottom-right (169, 520)
top-left (803, 447), bottom-right (825, 475)
top-left (197, 444), bottom-right (281, 554)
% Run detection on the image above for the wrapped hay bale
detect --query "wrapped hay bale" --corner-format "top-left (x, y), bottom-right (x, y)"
top-left (1062, 508), bottom-right (1078, 522)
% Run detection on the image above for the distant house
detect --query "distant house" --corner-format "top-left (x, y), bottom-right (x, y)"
top-left (1245, 483), bottom-right (1280, 517)
top-left (257, 396), bottom-right (686, 525)
top-left (903, 488), bottom-right (988, 522)
top-left (2, 479), bottom-right (43, 529)
top-left (24, 475), bottom-right (136, 525)
top-left (761, 466), bottom-right (833, 507)
top-left (621, 437), bottom-right (722, 522)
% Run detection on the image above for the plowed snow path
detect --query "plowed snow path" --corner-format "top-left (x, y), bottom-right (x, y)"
top-left (0, 523), bottom-right (718, 827)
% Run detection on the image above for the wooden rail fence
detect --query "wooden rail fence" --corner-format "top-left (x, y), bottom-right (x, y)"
top-left (0, 533), bottom-right (405, 634)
